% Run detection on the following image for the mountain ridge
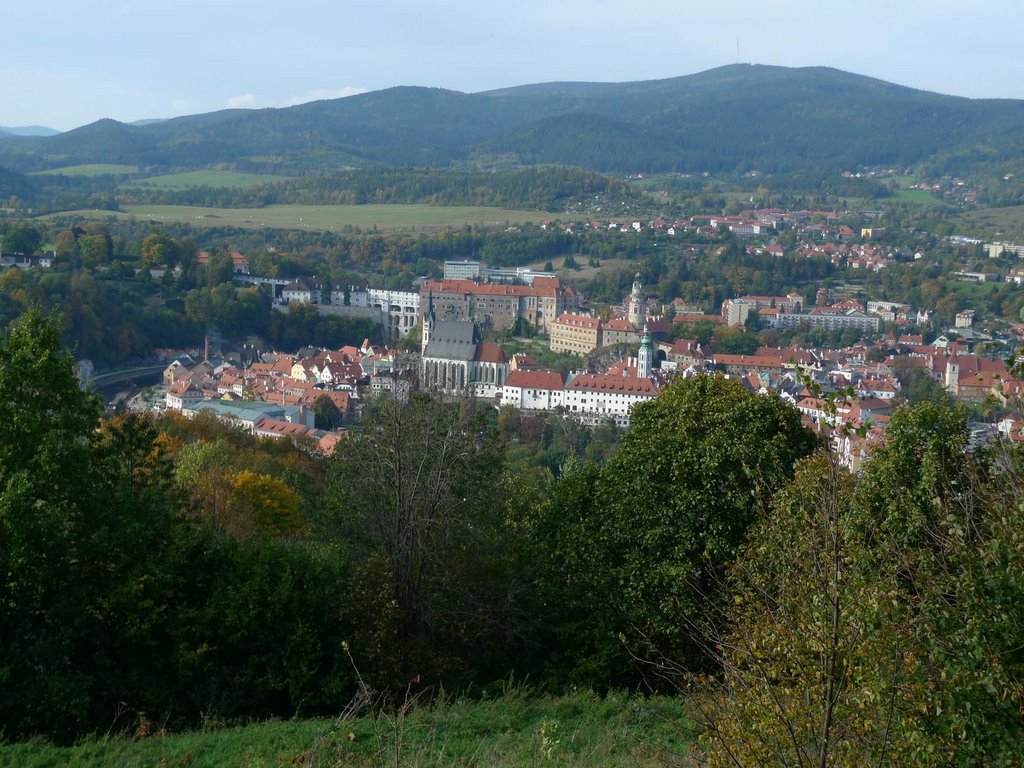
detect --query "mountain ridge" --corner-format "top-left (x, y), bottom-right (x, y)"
top-left (4, 64), bottom-right (1024, 177)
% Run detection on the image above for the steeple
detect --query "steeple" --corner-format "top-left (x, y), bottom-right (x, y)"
top-left (637, 321), bottom-right (653, 379)
top-left (421, 291), bottom-right (435, 356)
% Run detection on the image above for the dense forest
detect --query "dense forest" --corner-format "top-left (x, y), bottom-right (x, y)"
top-left (1, 309), bottom-right (1022, 766)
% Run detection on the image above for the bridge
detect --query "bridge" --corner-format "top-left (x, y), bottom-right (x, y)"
top-left (234, 274), bottom-right (293, 297)
top-left (89, 364), bottom-right (166, 389)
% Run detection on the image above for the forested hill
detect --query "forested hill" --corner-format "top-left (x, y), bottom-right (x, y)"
top-left (4, 64), bottom-right (1024, 176)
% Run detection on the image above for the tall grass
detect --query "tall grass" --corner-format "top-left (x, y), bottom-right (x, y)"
top-left (0, 690), bottom-right (690, 768)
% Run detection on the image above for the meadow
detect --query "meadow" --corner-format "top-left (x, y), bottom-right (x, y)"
top-left (0, 691), bottom-right (690, 768)
top-left (957, 204), bottom-right (1024, 238)
top-left (29, 163), bottom-right (139, 176)
top-left (886, 187), bottom-right (943, 205)
top-left (120, 170), bottom-right (293, 190)
top-left (43, 203), bottom-right (551, 232)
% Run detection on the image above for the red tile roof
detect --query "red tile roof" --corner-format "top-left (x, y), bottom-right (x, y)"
top-left (504, 370), bottom-right (567, 390)
top-left (474, 342), bottom-right (507, 363)
top-left (566, 374), bottom-right (659, 394)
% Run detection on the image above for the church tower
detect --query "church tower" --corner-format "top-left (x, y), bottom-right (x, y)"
top-left (421, 292), bottom-right (435, 356)
top-left (627, 272), bottom-right (645, 328)
top-left (637, 322), bottom-right (653, 379)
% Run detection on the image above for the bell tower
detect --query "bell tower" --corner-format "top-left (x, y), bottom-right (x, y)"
top-left (421, 292), bottom-right (435, 356)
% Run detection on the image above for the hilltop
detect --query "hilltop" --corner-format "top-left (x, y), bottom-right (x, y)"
top-left (3, 64), bottom-right (1024, 178)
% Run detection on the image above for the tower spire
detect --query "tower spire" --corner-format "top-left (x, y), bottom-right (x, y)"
top-left (421, 291), bottom-right (434, 356)
top-left (637, 321), bottom-right (653, 379)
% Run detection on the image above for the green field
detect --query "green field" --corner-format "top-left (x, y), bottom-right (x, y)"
top-left (29, 163), bottom-right (139, 176)
top-left (0, 692), bottom-right (689, 767)
top-left (122, 170), bottom-right (293, 190)
top-left (886, 188), bottom-right (943, 205)
top-left (957, 204), bottom-right (1024, 238)
top-left (43, 203), bottom-right (553, 232)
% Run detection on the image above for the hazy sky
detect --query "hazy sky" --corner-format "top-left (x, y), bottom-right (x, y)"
top-left (3, 0), bottom-right (1022, 131)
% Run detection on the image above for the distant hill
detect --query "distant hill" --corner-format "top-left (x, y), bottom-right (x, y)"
top-left (0, 125), bottom-right (61, 137)
top-left (4, 65), bottom-right (1024, 178)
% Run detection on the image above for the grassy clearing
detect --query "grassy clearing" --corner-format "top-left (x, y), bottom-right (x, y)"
top-left (528, 256), bottom-right (636, 281)
top-left (122, 170), bottom-right (293, 190)
top-left (0, 691), bottom-right (690, 768)
top-left (957, 204), bottom-right (1024, 238)
top-left (886, 188), bottom-right (943, 205)
top-left (41, 203), bottom-right (551, 233)
top-left (29, 163), bottom-right (139, 176)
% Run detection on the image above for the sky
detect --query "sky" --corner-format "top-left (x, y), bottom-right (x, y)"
top-left (2, 0), bottom-right (1022, 132)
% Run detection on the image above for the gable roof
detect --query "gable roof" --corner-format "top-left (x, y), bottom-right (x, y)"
top-left (423, 319), bottom-right (478, 361)
top-left (504, 370), bottom-right (566, 390)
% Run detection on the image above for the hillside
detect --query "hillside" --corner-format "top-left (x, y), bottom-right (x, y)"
top-left (4, 64), bottom-right (1024, 179)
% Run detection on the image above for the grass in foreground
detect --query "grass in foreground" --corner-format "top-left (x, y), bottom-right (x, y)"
top-left (40, 203), bottom-right (552, 232)
top-left (0, 691), bottom-right (689, 768)
top-left (121, 170), bottom-right (293, 190)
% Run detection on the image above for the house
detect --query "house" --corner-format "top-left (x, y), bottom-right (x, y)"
top-left (500, 370), bottom-right (567, 410)
top-left (281, 277), bottom-right (323, 305)
top-left (550, 314), bottom-right (601, 355)
top-left (165, 381), bottom-right (204, 411)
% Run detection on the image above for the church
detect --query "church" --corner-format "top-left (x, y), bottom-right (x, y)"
top-left (419, 296), bottom-right (509, 397)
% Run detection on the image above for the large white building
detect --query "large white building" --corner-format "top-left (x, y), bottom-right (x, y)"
top-left (501, 370), bottom-right (567, 410)
top-left (501, 327), bottom-right (658, 428)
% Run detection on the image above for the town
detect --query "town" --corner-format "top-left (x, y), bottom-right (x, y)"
top-left (139, 204), bottom-right (1024, 472)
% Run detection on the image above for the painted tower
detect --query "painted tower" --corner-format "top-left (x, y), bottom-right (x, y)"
top-left (627, 272), bottom-right (645, 327)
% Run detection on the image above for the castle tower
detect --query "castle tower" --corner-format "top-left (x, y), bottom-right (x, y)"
top-left (627, 272), bottom-right (645, 328)
top-left (637, 322), bottom-right (653, 379)
top-left (421, 292), bottom-right (435, 356)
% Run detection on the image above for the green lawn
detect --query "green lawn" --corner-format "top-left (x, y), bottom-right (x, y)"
top-left (886, 188), bottom-right (943, 205)
top-left (29, 163), bottom-right (139, 176)
top-left (121, 170), bottom-right (293, 190)
top-left (0, 692), bottom-right (690, 767)
top-left (41, 203), bottom-right (553, 233)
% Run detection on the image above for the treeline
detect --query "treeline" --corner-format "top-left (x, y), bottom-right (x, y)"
top-left (575, 229), bottom-right (837, 309)
top-left (2, 310), bottom-right (1024, 763)
top-left (119, 167), bottom-right (638, 212)
top-left (0, 262), bottom-right (378, 367)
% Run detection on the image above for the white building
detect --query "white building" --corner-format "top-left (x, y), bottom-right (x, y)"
top-left (368, 288), bottom-right (420, 337)
top-left (165, 381), bottom-right (203, 411)
top-left (563, 372), bottom-right (660, 428)
top-left (501, 370), bottom-right (566, 410)
top-left (443, 260), bottom-right (481, 280)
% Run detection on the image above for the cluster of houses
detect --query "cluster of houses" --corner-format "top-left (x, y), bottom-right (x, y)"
top-left (0, 251), bottom-right (55, 269)
top-left (542, 206), bottom-right (920, 253)
top-left (160, 340), bottom-right (417, 454)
